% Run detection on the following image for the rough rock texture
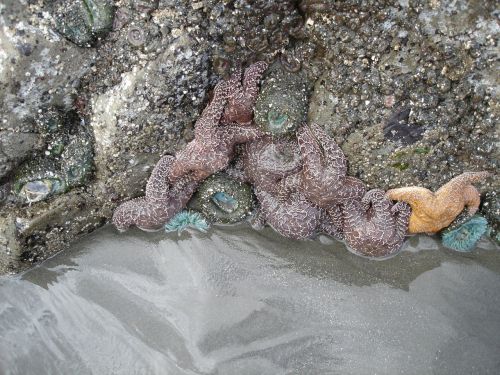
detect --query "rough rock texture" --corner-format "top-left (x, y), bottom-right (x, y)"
top-left (0, 0), bottom-right (498, 274)
top-left (0, 1), bottom-right (96, 180)
top-left (305, 0), bottom-right (498, 193)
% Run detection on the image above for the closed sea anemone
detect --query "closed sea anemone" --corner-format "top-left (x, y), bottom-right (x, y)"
top-left (441, 214), bottom-right (488, 252)
top-left (188, 173), bottom-right (254, 224)
top-left (254, 67), bottom-right (309, 136)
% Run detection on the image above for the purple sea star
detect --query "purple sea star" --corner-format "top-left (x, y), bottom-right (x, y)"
top-left (112, 155), bottom-right (198, 231)
top-left (168, 64), bottom-right (266, 183)
top-left (296, 123), bottom-right (366, 207)
top-left (242, 135), bottom-right (302, 193)
top-left (253, 187), bottom-right (323, 240)
top-left (221, 61), bottom-right (269, 126)
top-left (341, 189), bottom-right (411, 258)
top-left (241, 135), bottom-right (343, 240)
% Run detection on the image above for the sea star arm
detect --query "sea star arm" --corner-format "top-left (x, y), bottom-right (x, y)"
top-left (242, 61), bottom-right (268, 100)
top-left (222, 62), bottom-right (268, 125)
top-left (297, 124), bottom-right (323, 167)
top-left (391, 201), bottom-right (411, 239)
top-left (277, 173), bottom-right (301, 202)
top-left (222, 124), bottom-right (265, 144)
top-left (145, 155), bottom-right (175, 201)
top-left (337, 176), bottom-right (367, 201)
top-left (194, 79), bottom-right (233, 138)
top-left (168, 143), bottom-right (204, 183)
top-left (321, 206), bottom-right (344, 240)
top-left (362, 189), bottom-right (396, 228)
top-left (386, 187), bottom-right (434, 210)
top-left (435, 171), bottom-right (491, 206)
top-left (462, 185), bottom-right (481, 215)
top-left (437, 171), bottom-right (491, 194)
top-left (309, 123), bottom-right (348, 172)
top-left (112, 197), bottom-right (164, 232)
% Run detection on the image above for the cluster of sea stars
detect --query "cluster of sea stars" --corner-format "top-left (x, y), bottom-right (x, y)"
top-left (112, 62), bottom-right (267, 232)
top-left (112, 62), bottom-right (491, 259)
top-left (239, 123), bottom-right (412, 258)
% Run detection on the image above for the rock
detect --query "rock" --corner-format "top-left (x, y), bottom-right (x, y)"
top-left (481, 192), bottom-right (500, 246)
top-left (0, 191), bottom-right (109, 274)
top-left (0, 132), bottom-right (40, 179)
top-left (254, 66), bottom-right (310, 136)
top-left (1, 0), bottom-right (498, 274)
top-left (0, 0), bottom-right (96, 179)
top-left (0, 216), bottom-right (20, 274)
top-left (12, 109), bottom-right (94, 204)
top-left (305, 1), bottom-right (498, 193)
top-left (52, 0), bottom-right (115, 47)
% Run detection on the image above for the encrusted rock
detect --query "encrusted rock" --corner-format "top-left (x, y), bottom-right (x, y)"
top-left (254, 66), bottom-right (310, 136)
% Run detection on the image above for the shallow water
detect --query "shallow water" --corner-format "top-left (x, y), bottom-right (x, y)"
top-left (1, 225), bottom-right (499, 375)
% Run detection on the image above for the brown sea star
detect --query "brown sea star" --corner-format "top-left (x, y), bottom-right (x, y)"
top-left (242, 135), bottom-right (302, 193)
top-left (341, 189), bottom-right (411, 258)
top-left (241, 135), bottom-right (343, 240)
top-left (386, 171), bottom-right (491, 234)
top-left (112, 155), bottom-right (198, 231)
top-left (168, 65), bottom-right (266, 183)
top-left (221, 61), bottom-right (269, 126)
top-left (253, 187), bottom-right (324, 240)
top-left (296, 123), bottom-right (366, 207)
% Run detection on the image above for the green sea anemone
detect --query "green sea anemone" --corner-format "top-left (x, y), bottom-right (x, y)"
top-left (164, 211), bottom-right (210, 234)
top-left (188, 173), bottom-right (254, 224)
top-left (254, 68), bottom-right (309, 136)
top-left (441, 214), bottom-right (488, 252)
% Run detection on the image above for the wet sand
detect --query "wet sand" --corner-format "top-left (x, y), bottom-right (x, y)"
top-left (1, 225), bottom-right (499, 374)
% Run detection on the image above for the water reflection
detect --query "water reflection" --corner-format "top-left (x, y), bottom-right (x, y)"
top-left (1, 225), bottom-right (499, 375)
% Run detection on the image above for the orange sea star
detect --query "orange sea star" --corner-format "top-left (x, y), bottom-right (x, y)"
top-left (386, 171), bottom-right (491, 234)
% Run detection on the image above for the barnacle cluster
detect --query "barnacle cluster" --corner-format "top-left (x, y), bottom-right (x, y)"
top-left (52, 0), bottom-right (115, 47)
top-left (207, 0), bottom-right (303, 63)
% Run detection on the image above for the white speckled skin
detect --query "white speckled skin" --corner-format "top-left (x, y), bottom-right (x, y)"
top-left (221, 61), bottom-right (268, 125)
top-left (169, 63), bottom-right (266, 183)
top-left (341, 189), bottom-right (411, 258)
top-left (112, 156), bottom-right (198, 231)
top-left (297, 123), bottom-right (366, 206)
top-left (113, 63), bottom-right (268, 232)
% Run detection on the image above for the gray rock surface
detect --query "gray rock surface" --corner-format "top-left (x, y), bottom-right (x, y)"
top-left (0, 0), bottom-right (96, 180)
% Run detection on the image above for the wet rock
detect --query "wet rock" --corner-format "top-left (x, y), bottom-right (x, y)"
top-left (52, 0), bottom-right (115, 47)
top-left (206, 0), bottom-right (303, 63)
top-left (1, 0), bottom-right (499, 275)
top-left (0, 1), bottom-right (95, 179)
top-left (0, 216), bottom-right (20, 274)
top-left (254, 66), bottom-right (310, 136)
top-left (131, 0), bottom-right (159, 15)
top-left (0, 191), bottom-right (108, 274)
top-left (0, 131), bottom-right (40, 180)
top-left (306, 0), bottom-right (498, 193)
top-left (12, 109), bottom-right (94, 204)
top-left (481, 192), bottom-right (500, 245)
top-left (383, 107), bottom-right (425, 145)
